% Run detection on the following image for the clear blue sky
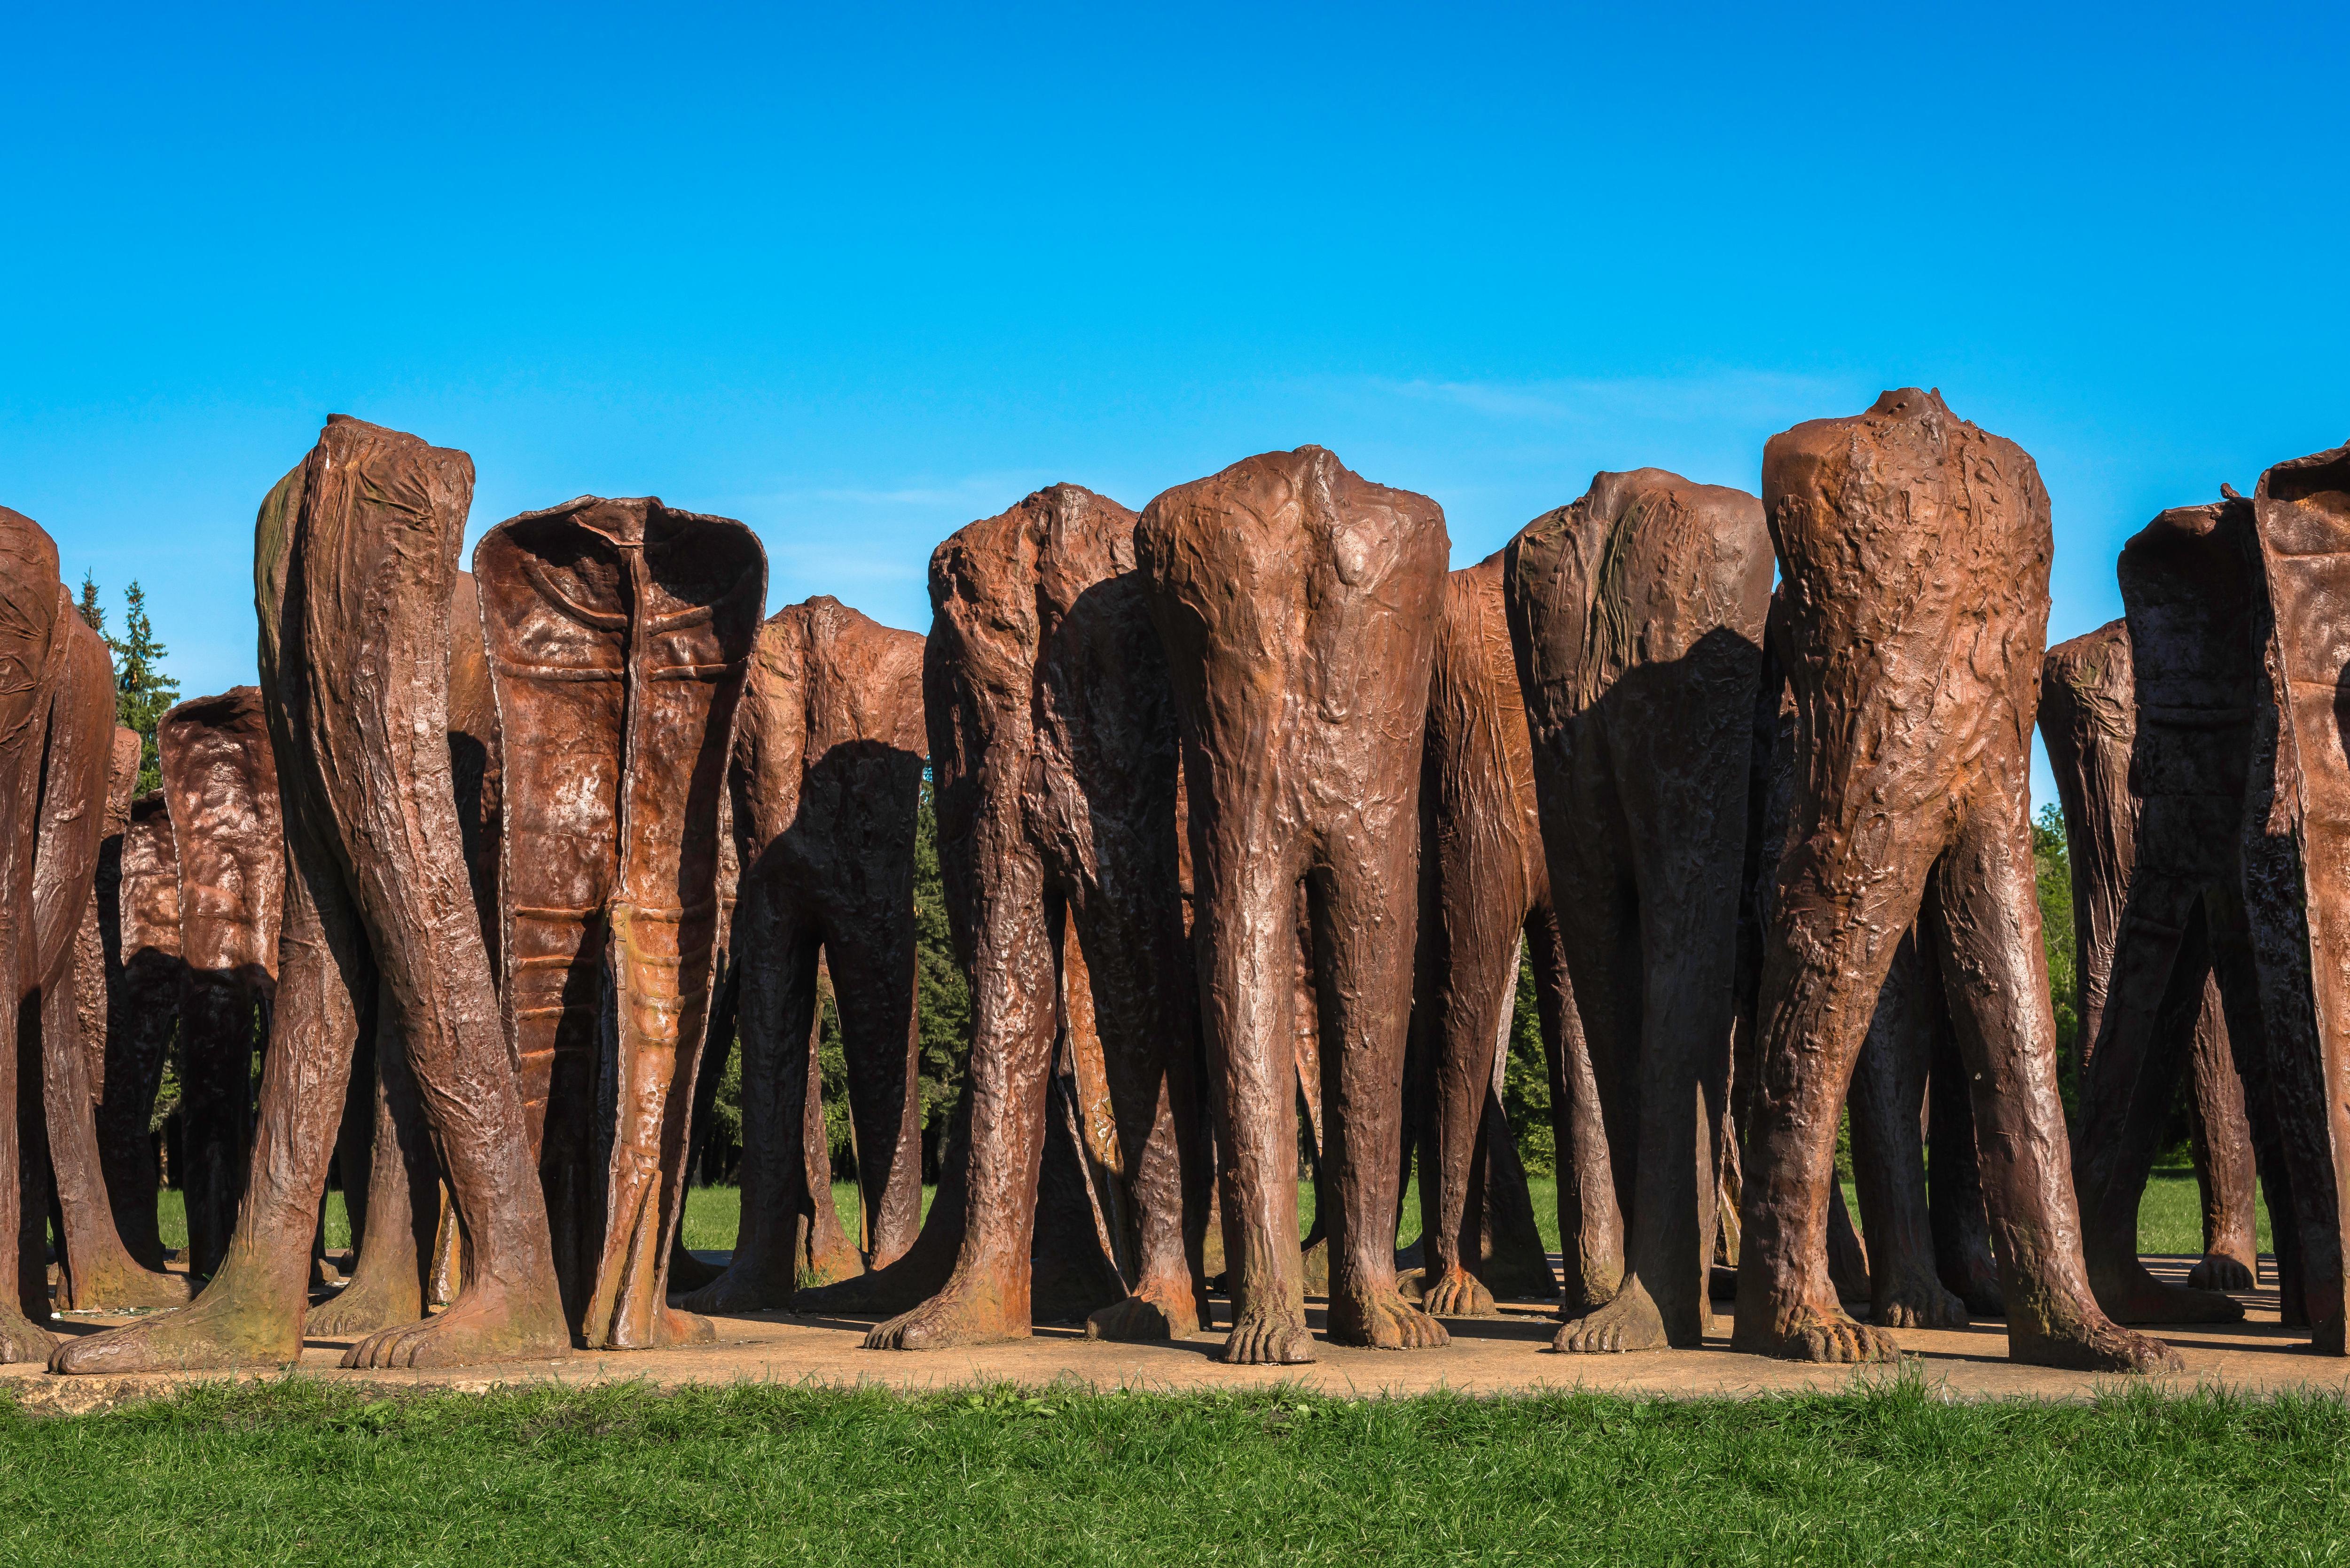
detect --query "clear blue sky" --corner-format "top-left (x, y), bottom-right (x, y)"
top-left (7, 3), bottom-right (2344, 805)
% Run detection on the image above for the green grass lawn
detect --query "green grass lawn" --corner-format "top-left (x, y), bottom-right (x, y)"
top-left (3, 1376), bottom-right (2344, 1566)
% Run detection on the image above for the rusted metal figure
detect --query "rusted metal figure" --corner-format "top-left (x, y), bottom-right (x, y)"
top-left (1139, 448), bottom-right (1449, 1364)
top-left (2242, 442), bottom-right (2350, 1352)
top-left (1505, 469), bottom-right (1769, 1353)
top-left (156, 686), bottom-right (284, 1280)
top-left (44, 635), bottom-right (188, 1312)
top-left (1404, 552), bottom-right (1591, 1316)
top-left (679, 596), bottom-right (927, 1314)
top-left (848, 484), bottom-right (1207, 1350)
top-left (54, 415), bottom-right (568, 1374)
top-left (2046, 617), bottom-right (2261, 1322)
top-left (68, 725), bottom-right (142, 1251)
top-left (477, 495), bottom-right (763, 1349)
top-left (102, 789), bottom-right (182, 1270)
top-left (1736, 389), bottom-right (2177, 1371)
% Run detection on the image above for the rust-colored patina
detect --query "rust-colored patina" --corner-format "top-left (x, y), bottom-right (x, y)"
top-left (1736, 388), bottom-right (2176, 1371)
top-left (156, 686), bottom-right (283, 1280)
top-left (42, 628), bottom-right (187, 1310)
top-left (679, 596), bottom-right (927, 1314)
top-left (54, 415), bottom-right (567, 1374)
top-left (1506, 469), bottom-right (1769, 1353)
top-left (844, 484), bottom-right (1206, 1351)
top-left (2241, 442), bottom-right (2350, 1353)
top-left (1139, 448), bottom-right (1448, 1364)
top-left (476, 495), bottom-right (763, 1350)
top-left (1406, 553), bottom-right (1590, 1315)
top-left (102, 788), bottom-right (181, 1270)
top-left (2046, 615), bottom-right (2260, 1322)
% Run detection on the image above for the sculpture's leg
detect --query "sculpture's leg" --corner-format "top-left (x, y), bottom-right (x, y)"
top-left (2072, 878), bottom-right (2243, 1324)
top-left (100, 947), bottom-right (180, 1270)
top-left (307, 988), bottom-right (441, 1337)
top-left (666, 960), bottom-right (734, 1295)
top-left (1927, 1018), bottom-right (2004, 1314)
top-left (1314, 835), bottom-right (1449, 1353)
top-left (682, 902), bottom-right (826, 1314)
top-left (828, 894), bottom-right (925, 1271)
top-left (1846, 933), bottom-right (1965, 1329)
top-left (42, 977), bottom-right (187, 1309)
top-left (2204, 882), bottom-right (2304, 1322)
top-left (799, 980), bottom-right (860, 1286)
top-left (1474, 1074), bottom-right (1559, 1301)
top-left (1420, 905), bottom-right (1522, 1319)
top-left (11, 983), bottom-right (58, 1346)
top-left (2185, 972), bottom-right (2259, 1291)
top-left (1529, 905), bottom-right (1621, 1311)
top-left (1930, 789), bottom-right (2181, 1372)
top-left (1072, 862), bottom-right (1209, 1343)
top-left (53, 808), bottom-right (365, 1372)
top-left (176, 968), bottom-right (256, 1279)
top-left (863, 830), bottom-right (1055, 1350)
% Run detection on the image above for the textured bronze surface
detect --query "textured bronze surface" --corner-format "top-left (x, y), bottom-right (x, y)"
top-left (42, 627), bottom-right (186, 1309)
top-left (477, 495), bottom-right (763, 1349)
top-left (2047, 615), bottom-right (2259, 1322)
top-left (1406, 553), bottom-right (1585, 1316)
top-left (679, 596), bottom-right (926, 1314)
top-left (1506, 468), bottom-right (1769, 1353)
top-left (2242, 443), bottom-right (2350, 1352)
top-left (844, 484), bottom-right (1205, 1351)
top-left (1139, 447), bottom-right (1448, 1364)
top-left (156, 686), bottom-right (283, 1280)
top-left (54, 416), bottom-right (567, 1374)
top-left (1737, 388), bottom-right (2176, 1371)
top-left (102, 789), bottom-right (181, 1270)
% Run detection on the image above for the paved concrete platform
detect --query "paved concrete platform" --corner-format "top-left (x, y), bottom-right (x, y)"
top-left (9, 1254), bottom-right (2346, 1413)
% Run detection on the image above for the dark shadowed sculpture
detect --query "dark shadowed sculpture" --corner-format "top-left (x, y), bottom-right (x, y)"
top-left (1406, 551), bottom-right (1596, 1316)
top-left (0, 507), bottom-right (64, 1361)
top-left (41, 625), bottom-right (188, 1311)
top-left (476, 495), bottom-right (763, 1349)
top-left (1505, 469), bottom-right (1769, 1353)
top-left (1138, 447), bottom-right (1449, 1364)
top-left (846, 484), bottom-right (1206, 1350)
top-left (53, 415), bottom-right (568, 1374)
top-left (157, 686), bottom-right (283, 1281)
top-left (2045, 616), bottom-right (2261, 1323)
top-left (102, 788), bottom-right (182, 1270)
top-left (678, 595), bottom-right (927, 1314)
top-left (2241, 442), bottom-right (2350, 1352)
top-left (1735, 388), bottom-right (2177, 1371)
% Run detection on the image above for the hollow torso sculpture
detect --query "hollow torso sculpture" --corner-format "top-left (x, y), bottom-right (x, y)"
top-left (2241, 441), bottom-right (2350, 1351)
top-left (1735, 387), bottom-right (2176, 1371)
top-left (1408, 551), bottom-right (1600, 1315)
top-left (2046, 617), bottom-right (2260, 1322)
top-left (1138, 447), bottom-right (1449, 1364)
top-left (156, 686), bottom-right (284, 1281)
top-left (679, 595), bottom-right (927, 1315)
top-left (1504, 469), bottom-right (1770, 1353)
top-left (54, 415), bottom-right (567, 1374)
top-left (854, 483), bottom-right (1206, 1350)
top-left (476, 495), bottom-right (764, 1350)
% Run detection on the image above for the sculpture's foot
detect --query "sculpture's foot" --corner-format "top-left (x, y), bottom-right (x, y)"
top-left (801, 1243), bottom-right (864, 1293)
top-left (1327, 1284), bottom-right (1449, 1349)
top-left (1553, 1280), bottom-right (1672, 1354)
top-left (1735, 1302), bottom-right (1902, 1364)
top-left (50, 1276), bottom-right (298, 1374)
top-left (341, 1280), bottom-right (570, 1370)
top-left (653, 1303), bottom-right (717, 1347)
top-left (864, 1277), bottom-right (1026, 1351)
top-left (1219, 1306), bottom-right (1316, 1365)
top-left (1417, 1264), bottom-right (1498, 1319)
top-left (1872, 1264), bottom-right (1969, 1329)
top-left (1085, 1274), bottom-right (1201, 1341)
top-left (2089, 1258), bottom-right (2245, 1325)
top-left (63, 1262), bottom-right (192, 1314)
top-left (0, 1305), bottom-right (58, 1364)
top-left (2186, 1250), bottom-right (2256, 1293)
top-left (1943, 1248), bottom-right (2005, 1317)
top-left (2011, 1314), bottom-right (2183, 1375)
top-left (303, 1273), bottom-right (423, 1338)
top-left (677, 1256), bottom-right (799, 1317)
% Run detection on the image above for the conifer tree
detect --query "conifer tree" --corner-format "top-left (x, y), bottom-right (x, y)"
top-left (77, 571), bottom-right (106, 636)
top-left (105, 580), bottom-right (178, 794)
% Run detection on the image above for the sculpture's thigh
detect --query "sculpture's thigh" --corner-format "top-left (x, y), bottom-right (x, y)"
top-left (821, 892), bottom-right (924, 1267)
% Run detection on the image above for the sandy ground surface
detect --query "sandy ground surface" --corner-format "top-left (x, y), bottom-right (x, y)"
top-left (10, 1254), bottom-right (2346, 1413)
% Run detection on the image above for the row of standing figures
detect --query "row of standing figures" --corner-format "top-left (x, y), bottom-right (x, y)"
top-left (6, 390), bottom-right (2347, 1378)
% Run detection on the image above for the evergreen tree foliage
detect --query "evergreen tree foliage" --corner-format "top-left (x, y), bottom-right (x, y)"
top-left (84, 578), bottom-right (178, 794)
